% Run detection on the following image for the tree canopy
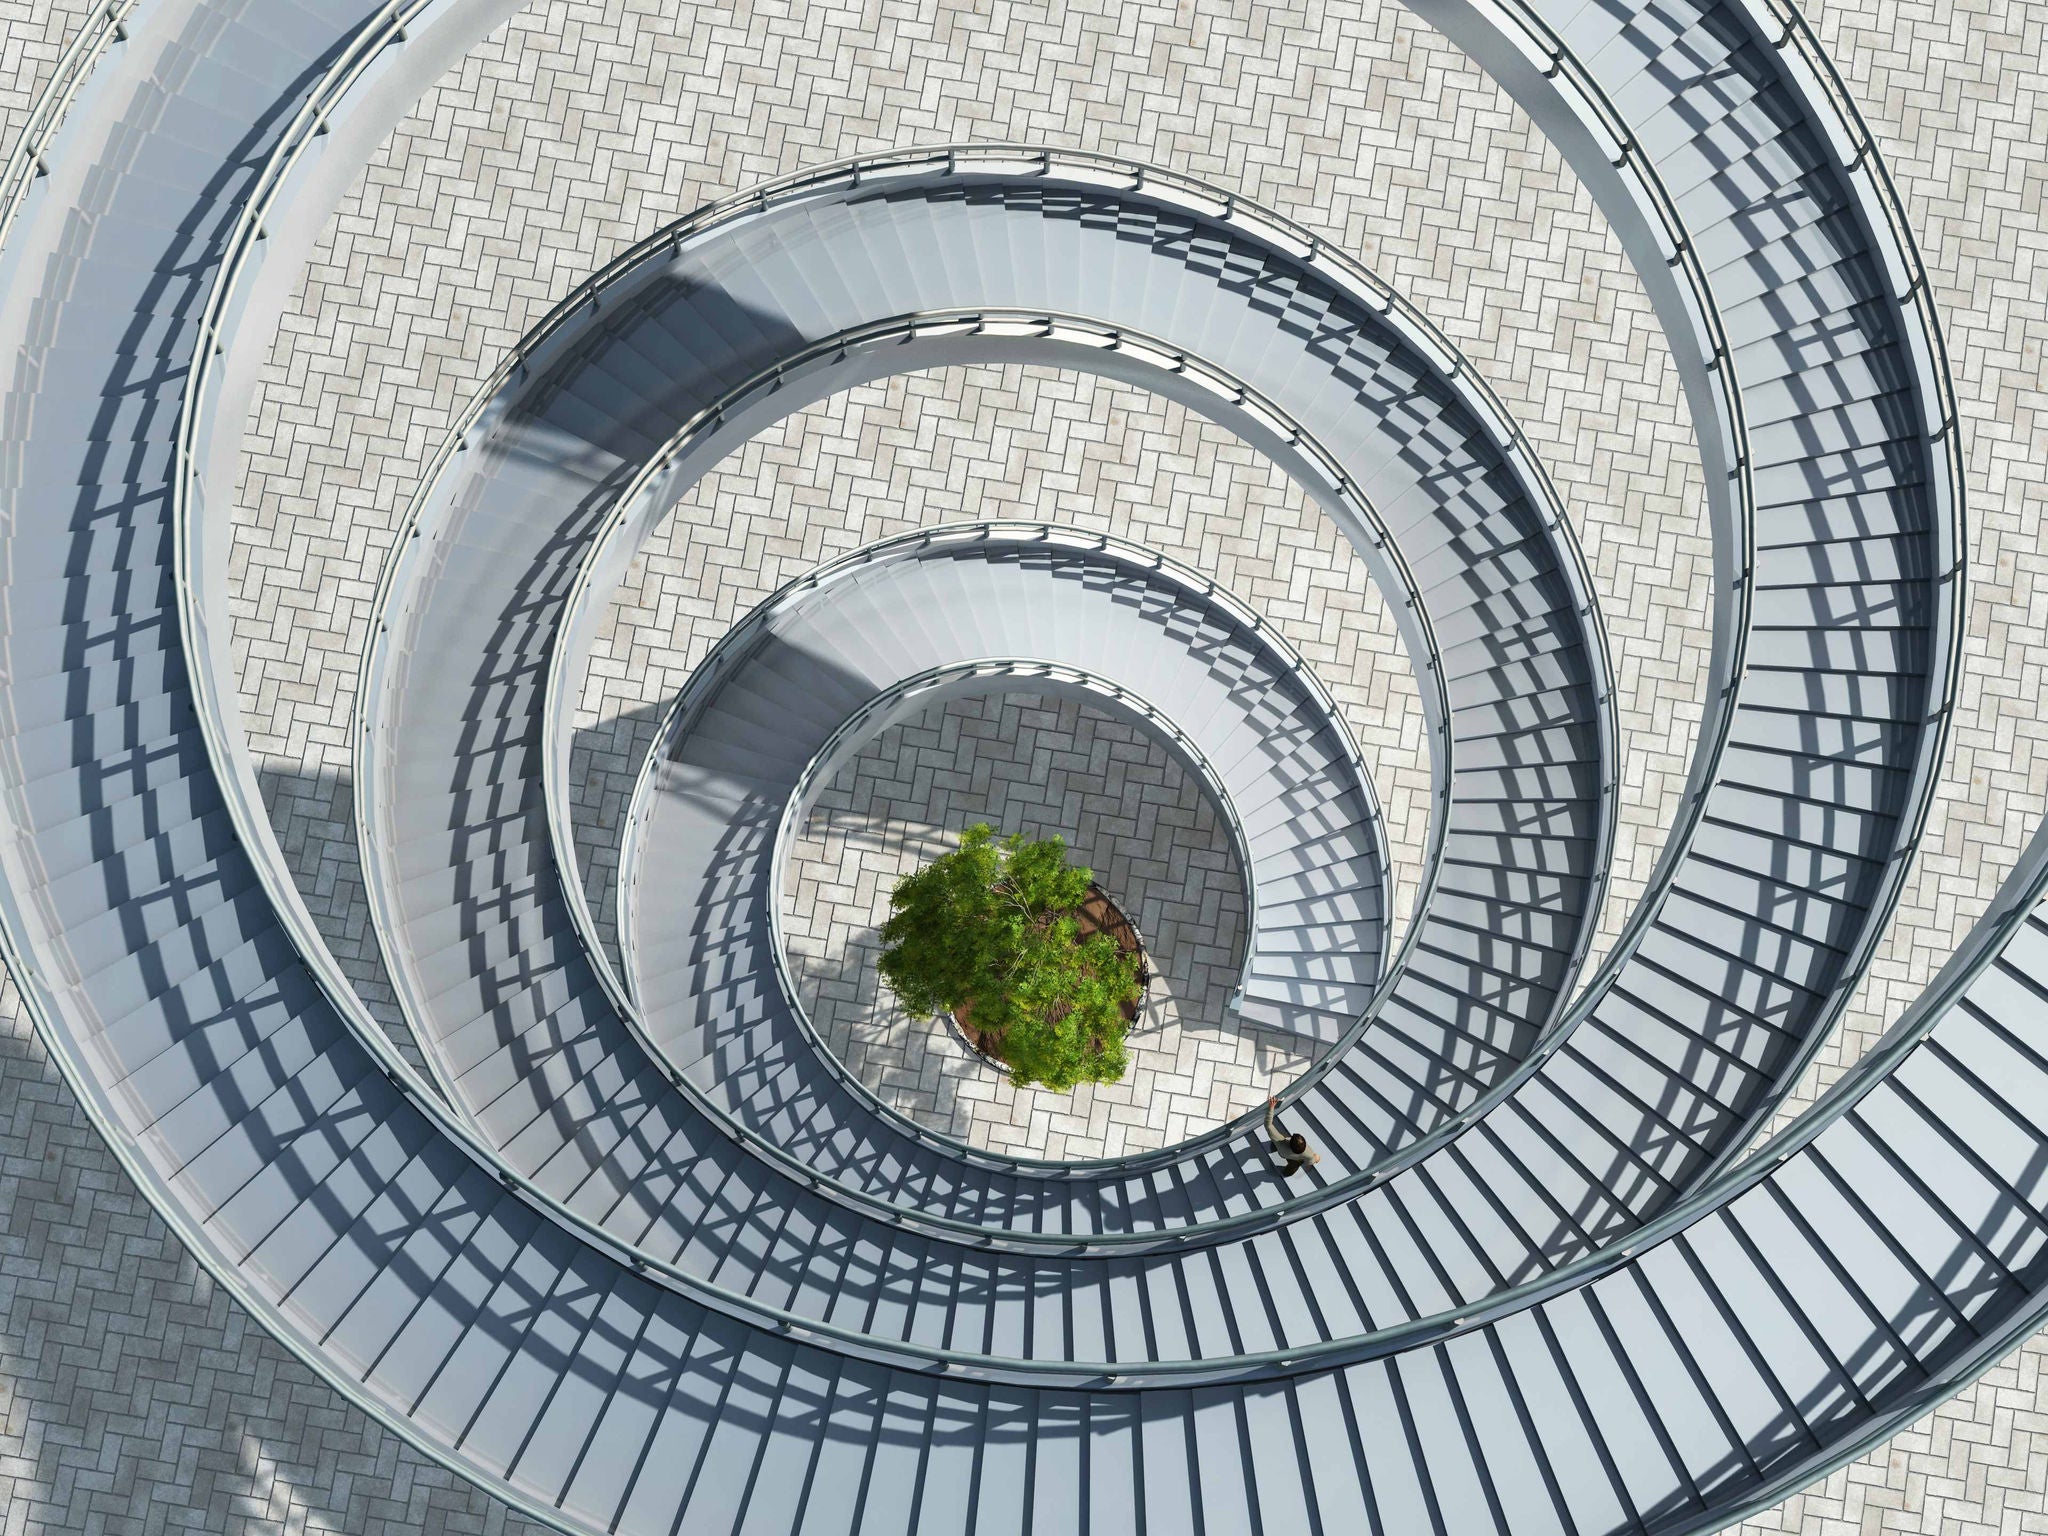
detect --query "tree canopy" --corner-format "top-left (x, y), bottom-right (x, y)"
top-left (877, 824), bottom-right (1141, 1092)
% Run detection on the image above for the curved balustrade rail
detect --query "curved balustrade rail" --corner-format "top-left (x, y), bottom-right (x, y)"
top-left (765, 657), bottom-right (1271, 1082)
top-left (239, 41), bottom-right (1930, 1279)
top-left (339, 308), bottom-right (1455, 1234)
top-left (1479, 0), bottom-right (1966, 1162)
top-left (348, 175), bottom-right (1620, 1261)
top-left (0, 0), bottom-right (1998, 1527)
top-left (547, 404), bottom-right (1435, 1195)
top-left (343, 163), bottom-right (1616, 1255)
top-left (626, 572), bottom-right (1375, 1167)
top-left (169, 0), bottom-right (459, 1107)
top-left (0, 0), bottom-right (141, 257)
top-left (136, 0), bottom-right (1957, 1301)
top-left (1380, 0), bottom-right (1968, 1221)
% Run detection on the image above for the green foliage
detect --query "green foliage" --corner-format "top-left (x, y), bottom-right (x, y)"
top-left (878, 824), bottom-right (1141, 1092)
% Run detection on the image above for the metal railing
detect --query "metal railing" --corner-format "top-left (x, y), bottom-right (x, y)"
top-left (1703, 0), bottom-right (1971, 1171)
top-left (605, 554), bottom-right (1368, 1170)
top-left (595, 0), bottom-right (1964, 1266)
top-left (1313, 0), bottom-right (1963, 1208)
top-left (617, 541), bottom-right (1290, 1005)
top-left (335, 142), bottom-right (1613, 1106)
top-left (365, 0), bottom-right (1963, 1380)
top-left (130, 0), bottom-right (1963, 1398)
top-left (8, 0), bottom-right (2000, 1421)
top-left (1470, 0), bottom-right (1759, 1018)
top-left (1452, 0), bottom-right (1965, 1190)
top-left (404, 303), bottom-right (1468, 1207)
top-left (168, 0), bottom-right (477, 1125)
top-left (355, 157), bottom-right (1619, 1210)
top-left (537, 325), bottom-right (1417, 1042)
top-left (764, 656), bottom-right (1271, 1085)
top-left (151, 39), bottom-right (1892, 1343)
top-left (318, 155), bottom-right (1646, 1269)
top-left (0, 10), bottom-right (708, 1536)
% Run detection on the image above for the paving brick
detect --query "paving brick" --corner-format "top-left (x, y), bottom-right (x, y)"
top-left (2, 0), bottom-right (2044, 1526)
top-left (783, 689), bottom-right (1312, 1159)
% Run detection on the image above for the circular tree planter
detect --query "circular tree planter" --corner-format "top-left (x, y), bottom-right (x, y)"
top-left (948, 882), bottom-right (1150, 1073)
top-left (880, 824), bottom-right (1147, 1090)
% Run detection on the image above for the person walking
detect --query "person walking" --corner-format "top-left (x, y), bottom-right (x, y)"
top-left (1265, 1096), bottom-right (1321, 1176)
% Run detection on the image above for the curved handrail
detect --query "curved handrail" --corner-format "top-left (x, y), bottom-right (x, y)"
top-left (628, 557), bottom-right (1315, 1010)
top-left (362, 163), bottom-right (1615, 1199)
top-left (763, 656), bottom-right (1279, 1077)
top-left (759, 657), bottom-right (1268, 1042)
top-left (565, 494), bottom-right (1417, 1198)
top-left (1474, 0), bottom-right (1965, 1172)
top-left (333, 142), bottom-right (1610, 1075)
top-left (497, 153), bottom-right (1624, 1188)
top-left (0, 0), bottom-right (143, 263)
top-left (334, 0), bottom-right (1942, 1372)
top-left (148, 5), bottom-right (1899, 1375)
top-left (1311, 0), bottom-right (1964, 1215)
top-left (323, 301), bottom-right (1460, 1261)
top-left (549, 370), bottom-right (1411, 1038)
top-left (24, 0), bottom-right (1990, 1411)
top-left (1467, 0), bottom-right (1759, 1015)
top-left (384, 304), bottom-right (1466, 1204)
top-left (155, 15), bottom-right (1916, 1302)
top-left (84, 4), bottom-right (1208, 1396)
top-left (167, 0), bottom-right (458, 1122)
top-left (612, 571), bottom-right (1375, 1159)
top-left (0, 12), bottom-right (765, 1535)
top-left (348, 83), bottom-right (1966, 1327)
top-left (1697, 0), bottom-right (1971, 1170)
top-left (327, 168), bottom-right (1630, 1254)
top-left (755, 617), bottom-right (1354, 1041)
top-left (0, 0), bottom-right (1694, 1364)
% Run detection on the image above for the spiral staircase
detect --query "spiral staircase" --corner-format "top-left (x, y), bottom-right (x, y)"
top-left (0, 0), bottom-right (2023, 1528)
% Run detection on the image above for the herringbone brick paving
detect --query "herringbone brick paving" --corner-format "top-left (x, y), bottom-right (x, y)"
top-left (0, 0), bottom-right (2041, 1527)
top-left (1, 9), bottom-right (546, 1531)
top-left (231, 0), bottom-right (1715, 1033)
top-left (783, 690), bottom-right (1317, 1159)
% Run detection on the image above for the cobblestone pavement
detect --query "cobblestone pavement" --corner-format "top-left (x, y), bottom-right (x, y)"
top-left (0, 0), bottom-right (2045, 1528)
top-left (783, 691), bottom-right (1327, 1159)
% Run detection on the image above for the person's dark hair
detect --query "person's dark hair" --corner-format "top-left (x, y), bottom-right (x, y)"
top-left (1287, 1133), bottom-right (1307, 1155)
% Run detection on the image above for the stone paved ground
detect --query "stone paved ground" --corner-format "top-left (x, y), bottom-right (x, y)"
top-left (229, 0), bottom-right (1717, 1046)
top-left (0, 0), bottom-right (91, 138)
top-left (783, 690), bottom-right (1325, 1159)
top-left (0, 0), bottom-right (2044, 1528)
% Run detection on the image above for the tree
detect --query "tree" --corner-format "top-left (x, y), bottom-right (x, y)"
top-left (878, 824), bottom-right (1141, 1092)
